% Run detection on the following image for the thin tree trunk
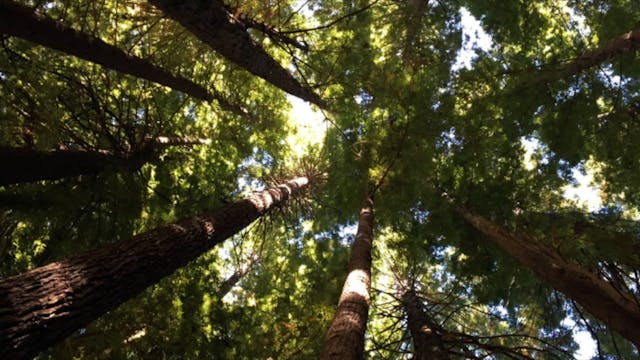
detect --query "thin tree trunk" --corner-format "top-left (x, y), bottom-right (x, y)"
top-left (548, 27), bottom-right (640, 81)
top-left (0, 176), bottom-right (310, 359)
top-left (0, 0), bottom-right (242, 111)
top-left (321, 196), bottom-right (374, 360)
top-left (147, 0), bottom-right (326, 108)
top-left (454, 204), bottom-right (640, 348)
top-left (146, 136), bottom-right (211, 147)
top-left (402, 289), bottom-right (449, 360)
top-left (216, 257), bottom-right (258, 298)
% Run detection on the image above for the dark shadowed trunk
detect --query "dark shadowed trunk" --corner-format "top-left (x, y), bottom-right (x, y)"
top-left (547, 27), bottom-right (640, 82)
top-left (0, 137), bottom-right (208, 186)
top-left (0, 0), bottom-right (247, 113)
top-left (0, 146), bottom-right (134, 186)
top-left (321, 196), bottom-right (373, 360)
top-left (147, 0), bottom-right (326, 108)
top-left (454, 204), bottom-right (640, 348)
top-left (402, 289), bottom-right (449, 360)
top-left (0, 176), bottom-right (310, 359)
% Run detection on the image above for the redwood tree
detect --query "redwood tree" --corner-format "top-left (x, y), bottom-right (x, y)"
top-left (147, 0), bottom-right (326, 108)
top-left (0, 137), bottom-right (209, 186)
top-left (0, 0), bottom-right (247, 113)
top-left (321, 196), bottom-right (374, 360)
top-left (454, 204), bottom-right (640, 348)
top-left (542, 27), bottom-right (640, 82)
top-left (0, 176), bottom-right (311, 359)
top-left (402, 289), bottom-right (449, 360)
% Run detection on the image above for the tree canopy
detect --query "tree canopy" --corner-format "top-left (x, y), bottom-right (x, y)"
top-left (1, 0), bottom-right (639, 358)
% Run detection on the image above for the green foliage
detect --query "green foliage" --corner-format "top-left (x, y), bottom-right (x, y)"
top-left (2, 0), bottom-right (640, 358)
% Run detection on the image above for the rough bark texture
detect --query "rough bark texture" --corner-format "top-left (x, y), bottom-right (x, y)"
top-left (148, 0), bottom-right (326, 108)
top-left (321, 196), bottom-right (374, 360)
top-left (455, 205), bottom-right (640, 348)
top-left (0, 0), bottom-right (214, 102)
top-left (0, 177), bottom-right (309, 359)
top-left (402, 290), bottom-right (449, 360)
top-left (553, 27), bottom-right (640, 80)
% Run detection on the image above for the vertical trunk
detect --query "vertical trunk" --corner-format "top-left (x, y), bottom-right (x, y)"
top-left (0, 146), bottom-right (134, 186)
top-left (454, 205), bottom-right (640, 348)
top-left (0, 176), bottom-right (310, 359)
top-left (321, 196), bottom-right (374, 360)
top-left (402, 290), bottom-right (449, 360)
top-left (550, 27), bottom-right (640, 81)
top-left (402, 0), bottom-right (429, 69)
top-left (0, 0), bottom-right (227, 105)
top-left (147, 0), bottom-right (326, 108)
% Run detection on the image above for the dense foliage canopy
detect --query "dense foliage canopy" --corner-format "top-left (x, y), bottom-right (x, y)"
top-left (1, 0), bottom-right (639, 358)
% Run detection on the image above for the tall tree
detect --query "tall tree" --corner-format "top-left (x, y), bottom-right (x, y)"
top-left (549, 26), bottom-right (640, 81)
top-left (0, 137), bottom-right (208, 186)
top-left (321, 195), bottom-right (374, 360)
top-left (147, 0), bottom-right (326, 108)
top-left (0, 0), bottom-right (249, 115)
top-left (453, 203), bottom-right (640, 348)
top-left (0, 176), bottom-right (311, 359)
top-left (216, 253), bottom-right (259, 298)
top-left (402, 289), bottom-right (449, 360)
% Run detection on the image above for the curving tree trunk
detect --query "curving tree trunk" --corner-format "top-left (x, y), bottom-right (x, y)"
top-left (0, 137), bottom-right (208, 186)
top-left (402, 289), bottom-right (449, 360)
top-left (0, 176), bottom-right (310, 359)
top-left (0, 0), bottom-right (248, 116)
top-left (147, 0), bottom-right (326, 108)
top-left (321, 196), bottom-right (374, 360)
top-left (454, 204), bottom-right (640, 348)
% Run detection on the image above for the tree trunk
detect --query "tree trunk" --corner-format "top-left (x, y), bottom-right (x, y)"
top-left (0, 137), bottom-right (208, 186)
top-left (550, 27), bottom-right (640, 81)
top-left (147, 0), bottom-right (326, 108)
top-left (0, 0), bottom-right (234, 106)
top-left (402, 290), bottom-right (449, 360)
top-left (0, 176), bottom-right (310, 359)
top-left (321, 196), bottom-right (374, 360)
top-left (144, 136), bottom-right (211, 147)
top-left (216, 257), bottom-right (258, 298)
top-left (454, 205), bottom-right (640, 348)
top-left (0, 146), bottom-right (134, 186)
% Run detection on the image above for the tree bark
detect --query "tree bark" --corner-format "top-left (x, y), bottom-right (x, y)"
top-left (321, 196), bottom-right (374, 360)
top-left (0, 176), bottom-right (310, 359)
top-left (0, 146), bottom-right (134, 186)
top-left (454, 205), bottom-right (640, 348)
top-left (147, 0), bottom-right (326, 108)
top-left (402, 290), bottom-right (449, 360)
top-left (146, 136), bottom-right (211, 147)
top-left (0, 0), bottom-right (231, 106)
top-left (0, 137), bottom-right (209, 186)
top-left (216, 257), bottom-right (257, 298)
top-left (549, 27), bottom-right (640, 81)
